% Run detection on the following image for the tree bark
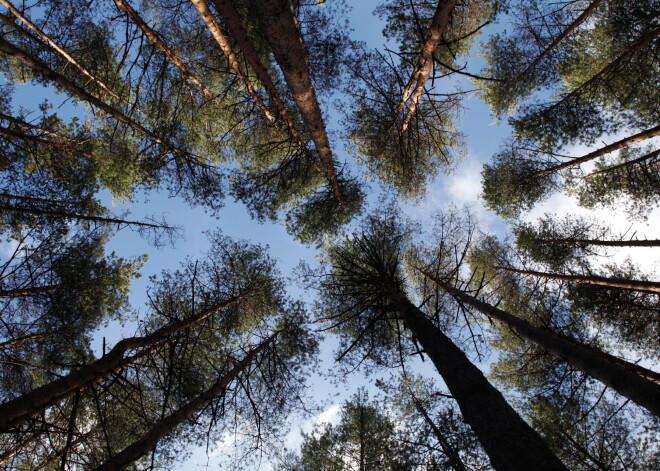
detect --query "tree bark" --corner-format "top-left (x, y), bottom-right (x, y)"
top-left (513, 0), bottom-right (605, 83)
top-left (0, 293), bottom-right (248, 432)
top-left (0, 4), bottom-right (124, 103)
top-left (584, 148), bottom-right (660, 178)
top-left (419, 268), bottom-right (660, 416)
top-left (248, 0), bottom-right (342, 203)
top-left (496, 265), bottom-right (660, 294)
top-left (399, 0), bottom-right (459, 133)
top-left (550, 25), bottom-right (660, 111)
top-left (0, 36), bottom-right (190, 159)
top-left (93, 330), bottom-right (282, 471)
top-left (530, 123), bottom-right (660, 179)
top-left (535, 237), bottom-right (660, 248)
top-left (0, 284), bottom-right (60, 297)
top-left (387, 288), bottom-right (567, 471)
top-left (113, 0), bottom-right (213, 101)
top-left (211, 0), bottom-right (310, 156)
top-left (0, 203), bottom-right (172, 230)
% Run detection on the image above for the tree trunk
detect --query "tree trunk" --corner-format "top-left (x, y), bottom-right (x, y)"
top-left (513, 0), bottom-right (605, 82)
top-left (387, 288), bottom-right (567, 471)
top-left (113, 0), bottom-right (213, 101)
top-left (419, 269), bottom-right (660, 416)
top-left (530, 123), bottom-right (660, 179)
top-left (0, 4), bottom-right (124, 103)
top-left (211, 0), bottom-right (310, 156)
top-left (0, 124), bottom-right (50, 144)
top-left (536, 237), bottom-right (660, 248)
top-left (584, 148), bottom-right (660, 178)
top-left (0, 284), bottom-right (60, 297)
top-left (0, 37), bottom-right (189, 159)
top-left (496, 265), bottom-right (660, 294)
top-left (93, 330), bottom-right (281, 471)
top-left (0, 203), bottom-right (172, 230)
top-left (550, 25), bottom-right (660, 111)
top-left (249, 0), bottom-right (342, 203)
top-left (408, 390), bottom-right (468, 471)
top-left (399, 0), bottom-right (459, 133)
top-left (0, 293), bottom-right (248, 432)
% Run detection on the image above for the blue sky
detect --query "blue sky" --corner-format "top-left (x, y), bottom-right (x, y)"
top-left (2, 0), bottom-right (659, 468)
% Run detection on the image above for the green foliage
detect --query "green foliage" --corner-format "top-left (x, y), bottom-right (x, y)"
top-left (570, 147), bottom-right (660, 220)
top-left (481, 145), bottom-right (559, 218)
top-left (277, 390), bottom-right (411, 471)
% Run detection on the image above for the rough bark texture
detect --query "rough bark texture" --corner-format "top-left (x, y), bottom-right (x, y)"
top-left (531, 123), bottom-right (660, 179)
top-left (388, 289), bottom-right (567, 471)
top-left (0, 294), bottom-right (248, 432)
top-left (420, 269), bottom-right (660, 416)
top-left (0, 37), bottom-right (189, 158)
top-left (211, 0), bottom-right (310, 155)
top-left (93, 330), bottom-right (281, 471)
top-left (249, 0), bottom-right (342, 202)
top-left (399, 0), bottom-right (459, 132)
top-left (497, 265), bottom-right (660, 294)
top-left (114, 0), bottom-right (213, 101)
top-left (391, 290), bottom-right (566, 471)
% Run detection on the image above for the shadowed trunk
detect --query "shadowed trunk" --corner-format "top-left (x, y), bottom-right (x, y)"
top-left (93, 330), bottom-right (282, 471)
top-left (0, 2), bottom-right (124, 103)
top-left (585, 148), bottom-right (660, 178)
top-left (550, 25), bottom-right (660, 111)
top-left (113, 0), bottom-right (213, 101)
top-left (0, 36), bottom-right (190, 159)
top-left (0, 285), bottom-right (60, 297)
top-left (249, 0), bottom-right (342, 203)
top-left (419, 268), bottom-right (660, 416)
top-left (496, 265), bottom-right (660, 294)
top-left (0, 293), bottom-right (249, 432)
top-left (387, 287), bottom-right (567, 471)
top-left (0, 203), bottom-right (173, 230)
top-left (211, 0), bottom-right (310, 155)
top-left (513, 0), bottom-right (605, 83)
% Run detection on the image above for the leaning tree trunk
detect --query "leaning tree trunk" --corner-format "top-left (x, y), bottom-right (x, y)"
top-left (399, 0), bottom-right (459, 133)
top-left (530, 123), bottom-right (660, 180)
top-left (550, 25), bottom-right (660, 111)
top-left (0, 37), bottom-right (189, 159)
top-left (0, 3), bottom-right (124, 103)
top-left (0, 202), bottom-right (173, 230)
top-left (93, 330), bottom-right (282, 471)
top-left (0, 285), bottom-right (60, 298)
top-left (407, 388), bottom-right (468, 471)
top-left (113, 0), bottom-right (213, 101)
top-left (387, 288), bottom-right (567, 471)
top-left (513, 0), bottom-right (605, 83)
top-left (0, 293), bottom-right (248, 432)
top-left (419, 269), bottom-right (660, 416)
top-left (496, 266), bottom-right (660, 294)
top-left (585, 148), bottom-right (660, 177)
top-left (211, 0), bottom-right (310, 156)
top-left (249, 0), bottom-right (343, 203)
top-left (535, 237), bottom-right (660, 248)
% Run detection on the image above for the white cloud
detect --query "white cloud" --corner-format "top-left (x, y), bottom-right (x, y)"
top-left (284, 403), bottom-right (342, 450)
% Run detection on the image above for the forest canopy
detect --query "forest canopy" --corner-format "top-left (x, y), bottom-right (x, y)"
top-left (0, 0), bottom-right (658, 469)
